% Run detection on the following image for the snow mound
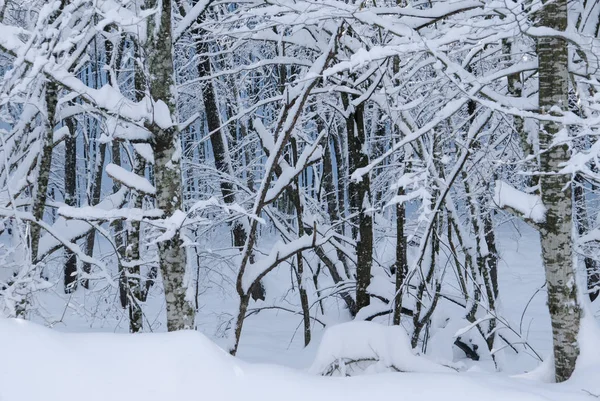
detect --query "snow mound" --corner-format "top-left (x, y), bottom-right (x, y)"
top-left (0, 319), bottom-right (237, 401)
top-left (310, 321), bottom-right (454, 375)
top-left (0, 319), bottom-right (597, 401)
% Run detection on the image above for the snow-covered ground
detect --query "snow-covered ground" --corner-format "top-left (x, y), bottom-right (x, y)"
top-left (4, 222), bottom-right (600, 400)
top-left (2, 316), bottom-right (600, 401)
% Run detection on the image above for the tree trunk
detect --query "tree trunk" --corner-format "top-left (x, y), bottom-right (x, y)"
top-left (126, 156), bottom-right (145, 333)
top-left (537, 0), bottom-right (581, 382)
top-left (392, 185), bottom-right (407, 325)
top-left (125, 37), bottom-right (147, 333)
top-left (146, 0), bottom-right (195, 331)
top-left (574, 174), bottom-right (600, 301)
top-left (63, 117), bottom-right (78, 293)
top-left (291, 137), bottom-right (311, 346)
top-left (30, 80), bottom-right (58, 263)
top-left (342, 94), bottom-right (372, 311)
top-left (111, 142), bottom-right (128, 309)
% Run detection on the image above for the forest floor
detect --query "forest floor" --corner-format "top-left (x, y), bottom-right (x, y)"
top-left (6, 221), bottom-right (600, 400)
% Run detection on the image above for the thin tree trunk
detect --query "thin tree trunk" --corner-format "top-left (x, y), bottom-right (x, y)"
top-left (392, 185), bottom-right (407, 325)
top-left (537, 0), bottom-right (581, 382)
top-left (125, 37), bottom-right (147, 333)
top-left (291, 137), bottom-right (311, 346)
top-left (111, 141), bottom-right (128, 308)
top-left (574, 174), bottom-right (600, 302)
top-left (82, 28), bottom-right (111, 289)
top-left (146, 0), bottom-right (195, 331)
top-left (30, 81), bottom-right (58, 263)
top-left (342, 93), bottom-right (372, 311)
top-left (63, 117), bottom-right (78, 293)
top-left (29, 0), bottom-right (71, 265)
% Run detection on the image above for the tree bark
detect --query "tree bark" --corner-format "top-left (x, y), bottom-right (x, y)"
top-left (342, 94), bottom-right (372, 312)
top-left (392, 185), bottom-right (407, 325)
top-left (146, 0), bottom-right (195, 331)
top-left (30, 80), bottom-right (58, 263)
top-left (537, 0), bottom-right (581, 382)
top-left (63, 117), bottom-right (78, 293)
top-left (574, 174), bottom-right (600, 302)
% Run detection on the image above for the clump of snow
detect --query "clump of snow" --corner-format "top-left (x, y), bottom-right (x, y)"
top-left (152, 99), bottom-right (174, 130)
top-left (52, 126), bottom-right (70, 143)
top-left (493, 180), bottom-right (546, 223)
top-left (310, 321), bottom-right (454, 376)
top-left (106, 163), bottom-right (156, 194)
top-left (133, 143), bottom-right (155, 164)
top-left (37, 188), bottom-right (128, 258)
top-left (155, 209), bottom-right (188, 242)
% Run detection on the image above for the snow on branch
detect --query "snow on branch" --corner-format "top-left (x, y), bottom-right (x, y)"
top-left (58, 206), bottom-right (163, 222)
top-left (36, 189), bottom-right (127, 260)
top-left (106, 163), bottom-right (156, 195)
top-left (189, 197), bottom-right (265, 225)
top-left (493, 180), bottom-right (546, 224)
top-left (242, 231), bottom-right (320, 293)
top-left (174, 0), bottom-right (213, 41)
top-left (0, 24), bottom-right (154, 124)
top-left (0, 209), bottom-right (115, 284)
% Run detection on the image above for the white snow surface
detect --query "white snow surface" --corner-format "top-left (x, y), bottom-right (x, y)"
top-left (493, 180), bottom-right (546, 223)
top-left (1, 318), bottom-right (599, 401)
top-left (310, 321), bottom-right (454, 374)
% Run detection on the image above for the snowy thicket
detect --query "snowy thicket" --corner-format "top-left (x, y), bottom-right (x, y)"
top-left (1, 0), bottom-right (600, 389)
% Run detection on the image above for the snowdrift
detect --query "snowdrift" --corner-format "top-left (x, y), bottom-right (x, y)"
top-left (0, 319), bottom-right (596, 401)
top-left (310, 321), bottom-right (454, 375)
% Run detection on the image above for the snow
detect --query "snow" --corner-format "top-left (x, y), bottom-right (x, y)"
top-left (310, 321), bottom-right (454, 375)
top-left (1, 318), bottom-right (599, 401)
top-left (155, 209), bottom-right (188, 242)
top-left (174, 0), bottom-right (212, 41)
top-left (106, 163), bottom-right (156, 195)
top-left (152, 100), bottom-right (174, 130)
top-left (493, 181), bottom-right (546, 223)
top-left (58, 206), bottom-right (163, 221)
top-left (37, 188), bottom-right (127, 259)
top-left (133, 143), bottom-right (155, 164)
top-left (52, 125), bottom-right (70, 143)
top-left (242, 234), bottom-right (317, 293)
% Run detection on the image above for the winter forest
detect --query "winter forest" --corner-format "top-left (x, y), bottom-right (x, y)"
top-left (2, 0), bottom-right (600, 399)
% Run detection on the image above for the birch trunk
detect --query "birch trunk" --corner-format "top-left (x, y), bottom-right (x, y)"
top-left (537, 0), bottom-right (581, 382)
top-left (146, 0), bottom-right (195, 331)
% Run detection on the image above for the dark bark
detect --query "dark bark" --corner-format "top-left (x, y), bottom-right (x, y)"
top-left (291, 137), bottom-right (311, 346)
top-left (392, 186), bottom-right (407, 325)
top-left (63, 117), bottom-right (78, 293)
top-left (342, 93), bottom-right (372, 312)
top-left (574, 174), bottom-right (600, 302)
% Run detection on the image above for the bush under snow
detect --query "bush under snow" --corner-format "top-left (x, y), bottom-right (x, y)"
top-left (310, 321), bottom-right (454, 375)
